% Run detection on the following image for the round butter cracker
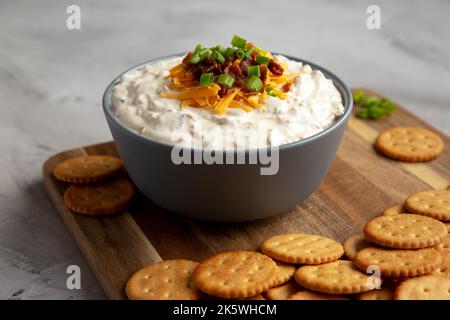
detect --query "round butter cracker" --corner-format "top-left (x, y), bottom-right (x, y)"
top-left (271, 262), bottom-right (296, 287)
top-left (193, 251), bottom-right (277, 299)
top-left (375, 126), bottom-right (444, 162)
top-left (54, 155), bottom-right (123, 183)
top-left (261, 233), bottom-right (344, 264)
top-left (295, 260), bottom-right (374, 294)
top-left (364, 214), bottom-right (448, 249)
top-left (343, 233), bottom-right (374, 260)
top-left (355, 247), bottom-right (441, 277)
top-left (64, 177), bottom-right (135, 215)
top-left (395, 275), bottom-right (450, 300)
top-left (381, 204), bottom-right (405, 216)
top-left (126, 260), bottom-right (201, 300)
top-left (405, 190), bottom-right (450, 221)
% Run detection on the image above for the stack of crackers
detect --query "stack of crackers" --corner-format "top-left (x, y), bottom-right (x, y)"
top-left (344, 188), bottom-right (450, 300)
top-left (53, 155), bottom-right (135, 215)
top-left (126, 187), bottom-right (450, 300)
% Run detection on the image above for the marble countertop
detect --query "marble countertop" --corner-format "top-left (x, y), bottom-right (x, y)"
top-left (1, 0), bottom-right (449, 299)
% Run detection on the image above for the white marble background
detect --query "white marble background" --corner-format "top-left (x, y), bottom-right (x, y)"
top-left (0, 0), bottom-right (449, 299)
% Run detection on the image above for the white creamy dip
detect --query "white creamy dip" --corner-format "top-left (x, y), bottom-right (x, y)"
top-left (111, 55), bottom-right (344, 150)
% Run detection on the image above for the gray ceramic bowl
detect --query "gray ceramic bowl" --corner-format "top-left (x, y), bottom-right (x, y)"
top-left (102, 54), bottom-right (353, 222)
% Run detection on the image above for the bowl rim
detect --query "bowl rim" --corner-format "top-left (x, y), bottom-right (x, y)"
top-left (102, 53), bottom-right (353, 152)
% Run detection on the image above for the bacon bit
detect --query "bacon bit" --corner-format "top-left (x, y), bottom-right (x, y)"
top-left (182, 52), bottom-right (193, 64)
top-left (218, 87), bottom-right (232, 98)
top-left (268, 59), bottom-right (284, 76)
top-left (239, 60), bottom-right (249, 75)
top-left (228, 65), bottom-right (243, 79)
top-left (260, 65), bottom-right (268, 82)
top-left (282, 83), bottom-right (292, 92)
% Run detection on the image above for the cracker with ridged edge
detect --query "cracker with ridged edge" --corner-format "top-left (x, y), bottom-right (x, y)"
top-left (432, 255), bottom-right (450, 277)
top-left (405, 190), bottom-right (450, 221)
top-left (261, 234), bottom-right (344, 264)
top-left (363, 214), bottom-right (447, 249)
top-left (264, 281), bottom-right (301, 300)
top-left (382, 204), bottom-right (405, 216)
top-left (395, 275), bottom-right (450, 300)
top-left (64, 177), bottom-right (135, 215)
top-left (271, 262), bottom-right (296, 287)
top-left (288, 290), bottom-right (349, 300)
top-left (343, 234), bottom-right (374, 260)
top-left (434, 234), bottom-right (450, 256)
top-left (54, 155), bottom-right (123, 183)
top-left (126, 260), bottom-right (201, 300)
top-left (432, 235), bottom-right (450, 277)
top-left (193, 251), bottom-right (277, 299)
top-left (355, 247), bottom-right (441, 277)
top-left (375, 126), bottom-right (444, 162)
top-left (294, 260), bottom-right (374, 294)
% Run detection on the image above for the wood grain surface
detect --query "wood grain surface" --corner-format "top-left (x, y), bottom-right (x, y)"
top-left (42, 88), bottom-right (450, 299)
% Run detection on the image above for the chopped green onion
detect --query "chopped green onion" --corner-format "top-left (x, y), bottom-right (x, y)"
top-left (247, 65), bottom-right (260, 77)
top-left (244, 47), bottom-right (255, 59)
top-left (215, 45), bottom-right (225, 55)
top-left (217, 74), bottom-right (235, 88)
top-left (354, 92), bottom-right (395, 120)
top-left (231, 35), bottom-right (247, 49)
top-left (352, 90), bottom-right (365, 104)
top-left (236, 48), bottom-right (245, 60)
top-left (255, 55), bottom-right (270, 65)
top-left (356, 108), bottom-right (369, 119)
top-left (363, 96), bottom-right (379, 108)
top-left (380, 98), bottom-right (395, 115)
top-left (265, 87), bottom-right (278, 97)
top-left (189, 53), bottom-right (201, 64)
top-left (194, 44), bottom-right (204, 53)
top-left (224, 47), bottom-right (234, 58)
top-left (246, 75), bottom-right (263, 92)
top-left (198, 48), bottom-right (212, 61)
top-left (213, 50), bottom-right (225, 64)
top-left (199, 73), bottom-right (214, 86)
top-left (368, 105), bottom-right (384, 119)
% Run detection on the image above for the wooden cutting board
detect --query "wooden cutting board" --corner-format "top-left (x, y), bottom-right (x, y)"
top-left (42, 88), bottom-right (450, 300)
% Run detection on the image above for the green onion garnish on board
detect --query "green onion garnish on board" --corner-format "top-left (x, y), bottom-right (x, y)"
top-left (353, 90), bottom-right (365, 104)
top-left (247, 65), bottom-right (260, 77)
top-left (255, 55), bottom-right (270, 65)
top-left (356, 108), bottom-right (369, 119)
top-left (368, 105), bottom-right (384, 119)
top-left (213, 50), bottom-right (225, 64)
top-left (363, 96), bottom-right (379, 108)
top-left (199, 73), bottom-right (214, 86)
top-left (353, 90), bottom-right (396, 120)
top-left (217, 74), bottom-right (235, 88)
top-left (246, 75), bottom-right (263, 92)
top-left (231, 35), bottom-right (247, 49)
